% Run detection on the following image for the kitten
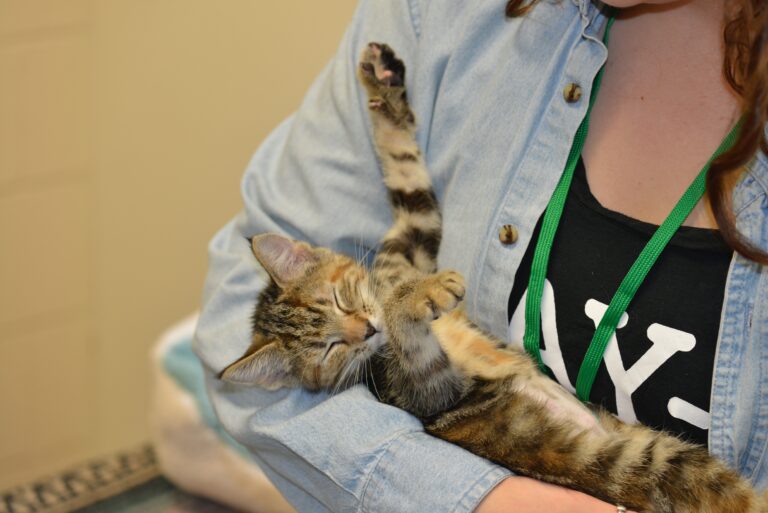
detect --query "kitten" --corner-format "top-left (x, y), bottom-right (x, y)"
top-left (221, 43), bottom-right (767, 513)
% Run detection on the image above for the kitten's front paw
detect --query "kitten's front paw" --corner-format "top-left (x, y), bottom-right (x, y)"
top-left (358, 42), bottom-right (413, 125)
top-left (418, 271), bottom-right (466, 321)
top-left (359, 42), bottom-right (405, 91)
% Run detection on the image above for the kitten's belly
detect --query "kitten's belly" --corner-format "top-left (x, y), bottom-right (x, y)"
top-left (432, 311), bottom-right (605, 436)
top-left (515, 373), bottom-right (606, 436)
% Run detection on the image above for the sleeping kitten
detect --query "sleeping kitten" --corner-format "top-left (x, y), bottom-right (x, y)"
top-left (221, 43), bottom-right (767, 513)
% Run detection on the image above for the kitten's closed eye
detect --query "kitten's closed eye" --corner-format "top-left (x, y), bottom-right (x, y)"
top-left (333, 289), bottom-right (353, 313)
top-left (324, 340), bottom-right (347, 360)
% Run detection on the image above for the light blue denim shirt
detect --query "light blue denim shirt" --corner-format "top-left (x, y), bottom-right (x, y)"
top-left (193, 0), bottom-right (768, 511)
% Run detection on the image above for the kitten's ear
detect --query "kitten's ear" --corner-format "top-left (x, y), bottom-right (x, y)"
top-left (251, 233), bottom-right (318, 288)
top-left (220, 343), bottom-right (296, 389)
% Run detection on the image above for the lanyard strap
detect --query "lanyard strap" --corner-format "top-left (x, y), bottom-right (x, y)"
top-left (523, 17), bottom-right (741, 402)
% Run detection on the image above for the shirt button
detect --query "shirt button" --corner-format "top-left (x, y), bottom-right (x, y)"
top-left (563, 83), bottom-right (582, 103)
top-left (499, 224), bottom-right (518, 245)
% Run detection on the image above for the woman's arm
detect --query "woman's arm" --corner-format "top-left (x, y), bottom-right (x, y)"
top-left (476, 477), bottom-right (634, 513)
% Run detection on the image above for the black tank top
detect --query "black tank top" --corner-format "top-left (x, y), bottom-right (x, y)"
top-left (507, 157), bottom-right (732, 447)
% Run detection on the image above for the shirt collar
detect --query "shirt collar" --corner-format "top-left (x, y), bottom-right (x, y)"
top-left (577, 0), bottom-right (610, 42)
top-left (574, 0), bottom-right (591, 18)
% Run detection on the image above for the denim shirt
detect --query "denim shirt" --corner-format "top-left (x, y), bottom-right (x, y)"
top-left (193, 0), bottom-right (768, 511)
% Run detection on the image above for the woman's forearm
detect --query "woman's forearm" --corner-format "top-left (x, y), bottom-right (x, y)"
top-left (475, 477), bottom-right (634, 513)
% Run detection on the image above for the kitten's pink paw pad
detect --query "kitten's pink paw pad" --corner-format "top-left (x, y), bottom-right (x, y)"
top-left (359, 42), bottom-right (405, 90)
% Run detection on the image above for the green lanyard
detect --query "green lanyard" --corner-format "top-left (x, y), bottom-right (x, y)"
top-left (523, 17), bottom-right (742, 403)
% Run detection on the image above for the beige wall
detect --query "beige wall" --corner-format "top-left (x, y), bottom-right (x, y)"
top-left (0, 0), bottom-right (357, 489)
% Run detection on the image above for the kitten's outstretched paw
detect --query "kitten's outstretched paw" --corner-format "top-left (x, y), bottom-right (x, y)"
top-left (419, 271), bottom-right (466, 321)
top-left (359, 42), bottom-right (405, 90)
top-left (358, 42), bottom-right (413, 126)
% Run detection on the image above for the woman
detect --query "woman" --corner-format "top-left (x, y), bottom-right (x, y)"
top-left (193, 0), bottom-right (768, 511)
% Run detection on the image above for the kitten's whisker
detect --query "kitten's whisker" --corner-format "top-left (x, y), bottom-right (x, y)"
top-left (354, 237), bottom-right (363, 265)
top-left (368, 360), bottom-right (383, 401)
top-left (343, 359), bottom-right (356, 391)
top-left (359, 242), bottom-right (376, 267)
top-left (332, 357), bottom-right (357, 396)
top-left (353, 362), bottom-right (360, 390)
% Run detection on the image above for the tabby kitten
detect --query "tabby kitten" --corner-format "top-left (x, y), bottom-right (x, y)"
top-left (221, 43), bottom-right (767, 513)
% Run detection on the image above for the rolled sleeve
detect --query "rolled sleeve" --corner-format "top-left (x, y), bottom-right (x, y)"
top-left (360, 431), bottom-right (511, 513)
top-left (205, 374), bottom-right (510, 513)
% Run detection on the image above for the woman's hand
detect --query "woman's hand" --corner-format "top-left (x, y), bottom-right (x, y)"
top-left (475, 476), bottom-right (635, 513)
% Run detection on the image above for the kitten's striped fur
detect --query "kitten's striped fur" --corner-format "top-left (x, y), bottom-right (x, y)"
top-left (222, 43), bottom-right (767, 513)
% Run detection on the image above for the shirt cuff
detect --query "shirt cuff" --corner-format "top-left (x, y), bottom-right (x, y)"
top-left (359, 431), bottom-right (511, 513)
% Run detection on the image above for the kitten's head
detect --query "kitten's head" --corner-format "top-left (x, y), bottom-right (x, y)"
top-left (220, 233), bottom-right (383, 391)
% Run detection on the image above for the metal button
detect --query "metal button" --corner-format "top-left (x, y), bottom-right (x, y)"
top-left (563, 83), bottom-right (582, 103)
top-left (499, 224), bottom-right (518, 245)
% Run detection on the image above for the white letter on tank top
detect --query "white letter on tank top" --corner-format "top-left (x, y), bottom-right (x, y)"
top-left (584, 299), bottom-right (696, 423)
top-left (509, 279), bottom-right (575, 393)
top-left (667, 397), bottom-right (710, 430)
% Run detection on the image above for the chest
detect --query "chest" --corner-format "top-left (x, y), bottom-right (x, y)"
top-left (505, 159), bottom-right (733, 446)
top-left (580, 16), bottom-right (740, 228)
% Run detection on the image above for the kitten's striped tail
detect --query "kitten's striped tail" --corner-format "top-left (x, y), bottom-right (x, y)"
top-left (597, 423), bottom-right (764, 513)
top-left (358, 43), bottom-right (442, 289)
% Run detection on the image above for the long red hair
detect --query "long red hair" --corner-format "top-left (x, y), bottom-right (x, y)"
top-left (506, 0), bottom-right (768, 264)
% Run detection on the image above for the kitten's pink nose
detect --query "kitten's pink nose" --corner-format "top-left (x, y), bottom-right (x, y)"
top-left (364, 322), bottom-right (378, 340)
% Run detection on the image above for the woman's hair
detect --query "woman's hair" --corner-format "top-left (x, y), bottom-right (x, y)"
top-left (505, 0), bottom-right (768, 264)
